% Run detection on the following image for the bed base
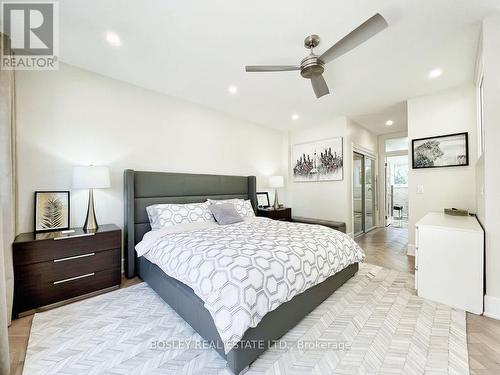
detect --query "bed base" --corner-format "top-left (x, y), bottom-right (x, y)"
top-left (138, 257), bottom-right (358, 374)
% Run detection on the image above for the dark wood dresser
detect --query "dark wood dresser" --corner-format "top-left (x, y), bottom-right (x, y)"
top-left (257, 207), bottom-right (292, 221)
top-left (13, 224), bottom-right (121, 318)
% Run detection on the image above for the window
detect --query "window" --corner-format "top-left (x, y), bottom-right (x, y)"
top-left (387, 155), bottom-right (408, 187)
top-left (385, 137), bottom-right (408, 153)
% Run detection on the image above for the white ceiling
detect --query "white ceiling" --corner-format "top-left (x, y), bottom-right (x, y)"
top-left (58, 0), bottom-right (498, 132)
top-left (351, 102), bottom-right (407, 135)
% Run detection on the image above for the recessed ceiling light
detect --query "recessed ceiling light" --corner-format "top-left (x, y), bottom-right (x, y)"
top-left (105, 31), bottom-right (122, 47)
top-left (291, 113), bottom-right (300, 121)
top-left (428, 68), bottom-right (442, 79)
top-left (227, 85), bottom-right (238, 94)
top-left (385, 120), bottom-right (394, 126)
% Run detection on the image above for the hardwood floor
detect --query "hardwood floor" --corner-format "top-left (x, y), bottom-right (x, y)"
top-left (355, 225), bottom-right (414, 274)
top-left (355, 226), bottom-right (500, 375)
top-left (8, 228), bottom-right (500, 374)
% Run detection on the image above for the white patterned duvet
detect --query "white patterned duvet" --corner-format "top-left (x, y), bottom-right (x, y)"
top-left (136, 217), bottom-right (364, 353)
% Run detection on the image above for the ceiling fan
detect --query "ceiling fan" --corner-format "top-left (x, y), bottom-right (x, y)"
top-left (245, 13), bottom-right (388, 99)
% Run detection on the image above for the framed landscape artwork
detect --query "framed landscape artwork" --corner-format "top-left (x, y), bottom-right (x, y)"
top-left (292, 137), bottom-right (343, 182)
top-left (34, 191), bottom-right (70, 232)
top-left (412, 132), bottom-right (469, 169)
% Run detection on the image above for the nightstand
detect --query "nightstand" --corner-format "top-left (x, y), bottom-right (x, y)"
top-left (12, 224), bottom-right (121, 318)
top-left (257, 207), bottom-right (292, 221)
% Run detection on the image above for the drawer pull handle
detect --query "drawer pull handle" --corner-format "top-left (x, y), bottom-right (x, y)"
top-left (54, 253), bottom-right (95, 263)
top-left (54, 233), bottom-right (95, 241)
top-left (53, 273), bottom-right (95, 285)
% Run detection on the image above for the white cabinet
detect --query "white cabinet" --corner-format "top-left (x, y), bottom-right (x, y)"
top-left (415, 212), bottom-right (484, 314)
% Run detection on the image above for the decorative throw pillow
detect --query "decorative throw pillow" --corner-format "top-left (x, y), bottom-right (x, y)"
top-left (146, 202), bottom-right (214, 230)
top-left (208, 203), bottom-right (243, 225)
top-left (208, 198), bottom-right (255, 217)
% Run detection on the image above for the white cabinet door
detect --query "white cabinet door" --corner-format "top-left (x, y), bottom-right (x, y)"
top-left (417, 226), bottom-right (483, 314)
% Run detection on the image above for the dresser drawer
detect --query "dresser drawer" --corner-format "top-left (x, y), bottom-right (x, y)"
top-left (15, 248), bottom-right (120, 286)
top-left (14, 267), bottom-right (121, 313)
top-left (13, 230), bottom-right (121, 266)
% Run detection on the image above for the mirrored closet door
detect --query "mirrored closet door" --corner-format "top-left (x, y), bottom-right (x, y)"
top-left (353, 152), bottom-right (377, 236)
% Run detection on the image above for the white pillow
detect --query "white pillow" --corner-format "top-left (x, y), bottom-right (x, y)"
top-left (146, 202), bottom-right (214, 230)
top-left (208, 198), bottom-right (255, 218)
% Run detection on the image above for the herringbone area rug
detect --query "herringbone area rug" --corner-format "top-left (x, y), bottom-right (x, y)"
top-left (23, 264), bottom-right (469, 374)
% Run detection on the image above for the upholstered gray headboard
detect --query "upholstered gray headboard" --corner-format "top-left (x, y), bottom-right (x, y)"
top-left (123, 169), bottom-right (257, 278)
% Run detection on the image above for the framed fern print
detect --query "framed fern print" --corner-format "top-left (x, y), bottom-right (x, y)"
top-left (34, 191), bottom-right (70, 232)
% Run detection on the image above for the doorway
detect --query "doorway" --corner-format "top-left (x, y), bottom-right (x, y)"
top-left (381, 135), bottom-right (409, 230)
top-left (385, 155), bottom-right (409, 228)
top-left (353, 152), bottom-right (376, 236)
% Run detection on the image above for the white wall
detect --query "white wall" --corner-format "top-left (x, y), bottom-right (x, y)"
top-left (348, 120), bottom-right (378, 153)
top-left (16, 64), bottom-right (287, 233)
top-left (407, 85), bottom-right (477, 249)
top-left (287, 117), bottom-right (378, 236)
top-left (288, 117), bottom-right (349, 230)
top-left (479, 14), bottom-right (500, 318)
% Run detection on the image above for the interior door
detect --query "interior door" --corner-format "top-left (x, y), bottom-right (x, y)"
top-left (353, 153), bottom-right (364, 236)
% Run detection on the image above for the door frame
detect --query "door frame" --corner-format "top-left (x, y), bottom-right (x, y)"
top-left (378, 131), bottom-right (411, 227)
top-left (353, 152), bottom-right (365, 237)
top-left (385, 152), bottom-right (409, 225)
top-left (377, 131), bottom-right (408, 228)
top-left (352, 145), bottom-right (377, 237)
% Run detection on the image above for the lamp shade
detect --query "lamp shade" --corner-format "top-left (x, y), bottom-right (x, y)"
top-left (72, 166), bottom-right (110, 189)
top-left (269, 175), bottom-right (284, 188)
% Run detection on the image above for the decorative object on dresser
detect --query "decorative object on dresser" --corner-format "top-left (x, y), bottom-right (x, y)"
top-left (292, 137), bottom-right (343, 182)
top-left (72, 165), bottom-right (111, 231)
top-left (257, 206), bottom-right (292, 221)
top-left (268, 175), bottom-right (284, 209)
top-left (412, 132), bottom-right (469, 169)
top-left (12, 224), bottom-right (121, 318)
top-left (415, 212), bottom-right (483, 314)
top-left (34, 191), bottom-right (70, 232)
top-left (256, 191), bottom-right (270, 208)
top-left (444, 207), bottom-right (469, 216)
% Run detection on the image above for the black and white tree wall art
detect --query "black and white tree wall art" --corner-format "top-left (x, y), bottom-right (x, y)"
top-left (34, 191), bottom-right (70, 232)
top-left (292, 137), bottom-right (344, 182)
top-left (412, 132), bottom-right (468, 169)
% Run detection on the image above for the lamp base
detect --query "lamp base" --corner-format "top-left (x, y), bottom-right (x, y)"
top-left (83, 189), bottom-right (99, 232)
top-left (273, 189), bottom-right (280, 210)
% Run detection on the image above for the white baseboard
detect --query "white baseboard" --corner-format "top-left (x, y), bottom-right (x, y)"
top-left (484, 295), bottom-right (500, 320)
top-left (407, 244), bottom-right (416, 256)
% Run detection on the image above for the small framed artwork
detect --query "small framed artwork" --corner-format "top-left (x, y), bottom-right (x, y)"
top-left (34, 191), bottom-right (70, 232)
top-left (412, 132), bottom-right (469, 169)
top-left (256, 192), bottom-right (270, 208)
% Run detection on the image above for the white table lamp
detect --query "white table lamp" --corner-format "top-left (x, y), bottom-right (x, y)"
top-left (72, 166), bottom-right (110, 231)
top-left (269, 175), bottom-right (284, 209)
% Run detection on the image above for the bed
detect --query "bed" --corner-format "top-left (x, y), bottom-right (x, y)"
top-left (123, 169), bottom-right (361, 374)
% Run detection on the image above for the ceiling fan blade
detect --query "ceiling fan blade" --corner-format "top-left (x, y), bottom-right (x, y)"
top-left (245, 65), bottom-right (300, 72)
top-left (311, 75), bottom-right (330, 98)
top-left (319, 13), bottom-right (388, 63)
